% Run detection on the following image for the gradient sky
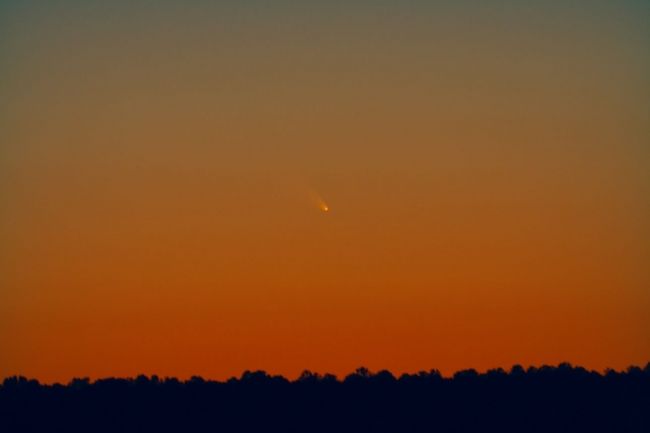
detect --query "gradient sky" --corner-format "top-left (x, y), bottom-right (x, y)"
top-left (1, 0), bottom-right (649, 383)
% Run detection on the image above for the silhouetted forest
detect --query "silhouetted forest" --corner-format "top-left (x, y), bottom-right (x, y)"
top-left (2, 363), bottom-right (649, 432)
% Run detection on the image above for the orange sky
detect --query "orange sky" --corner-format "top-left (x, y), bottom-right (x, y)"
top-left (1, 1), bottom-right (649, 383)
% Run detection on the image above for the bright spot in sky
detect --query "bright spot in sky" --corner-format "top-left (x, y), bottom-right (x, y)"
top-left (308, 189), bottom-right (330, 213)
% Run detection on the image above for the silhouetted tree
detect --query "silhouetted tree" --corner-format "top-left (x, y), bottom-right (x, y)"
top-left (1, 364), bottom-right (649, 432)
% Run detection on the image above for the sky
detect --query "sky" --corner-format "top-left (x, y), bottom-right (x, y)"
top-left (1, 0), bottom-right (649, 383)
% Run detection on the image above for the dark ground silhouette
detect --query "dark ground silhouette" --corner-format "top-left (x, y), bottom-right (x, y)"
top-left (1, 363), bottom-right (649, 432)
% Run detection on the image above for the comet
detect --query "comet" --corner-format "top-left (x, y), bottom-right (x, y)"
top-left (308, 189), bottom-right (330, 213)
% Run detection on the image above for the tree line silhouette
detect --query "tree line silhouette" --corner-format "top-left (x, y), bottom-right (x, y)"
top-left (2, 363), bottom-right (649, 432)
